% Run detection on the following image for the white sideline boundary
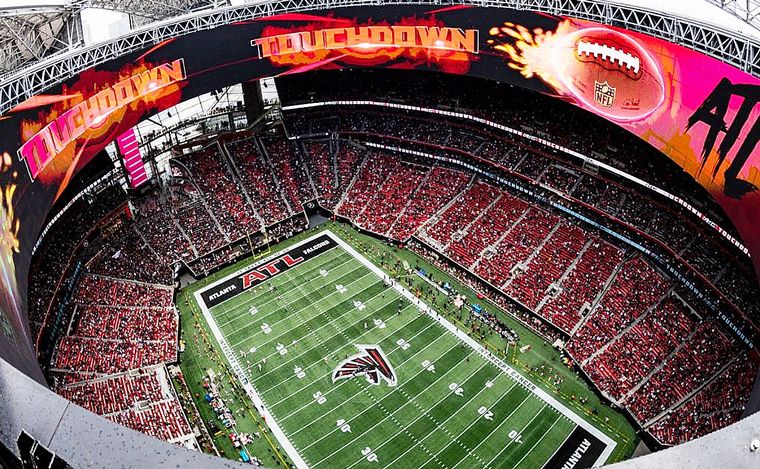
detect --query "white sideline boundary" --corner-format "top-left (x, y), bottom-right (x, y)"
top-left (195, 230), bottom-right (617, 468)
top-left (195, 233), bottom-right (334, 469)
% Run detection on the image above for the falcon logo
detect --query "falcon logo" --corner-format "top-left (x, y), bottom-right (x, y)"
top-left (333, 345), bottom-right (397, 387)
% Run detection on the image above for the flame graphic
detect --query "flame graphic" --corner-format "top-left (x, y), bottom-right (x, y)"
top-left (19, 61), bottom-right (183, 189)
top-left (0, 152), bottom-right (21, 342)
top-left (487, 21), bottom-right (575, 91)
top-left (0, 189), bottom-right (19, 255)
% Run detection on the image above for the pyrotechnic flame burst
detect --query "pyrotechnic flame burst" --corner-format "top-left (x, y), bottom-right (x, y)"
top-left (0, 153), bottom-right (20, 256)
top-left (0, 152), bottom-right (20, 341)
top-left (487, 21), bottom-right (574, 91)
top-left (0, 184), bottom-right (19, 255)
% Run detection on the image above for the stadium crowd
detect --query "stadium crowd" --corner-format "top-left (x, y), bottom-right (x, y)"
top-left (28, 184), bottom-right (127, 343)
top-left (226, 137), bottom-right (292, 222)
top-left (648, 353), bottom-right (758, 445)
top-left (50, 275), bottom-right (177, 376)
top-left (284, 103), bottom-right (760, 322)
top-left (261, 137), bottom-right (315, 213)
top-left (56, 365), bottom-right (194, 443)
top-left (42, 253), bottom-right (191, 444)
top-left (173, 146), bottom-right (260, 241)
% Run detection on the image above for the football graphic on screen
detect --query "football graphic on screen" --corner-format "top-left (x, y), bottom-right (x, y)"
top-left (550, 27), bottom-right (665, 122)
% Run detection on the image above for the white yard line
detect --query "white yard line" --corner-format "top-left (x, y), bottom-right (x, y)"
top-left (214, 249), bottom-right (344, 320)
top-left (228, 268), bottom-right (373, 350)
top-left (220, 262), bottom-right (370, 339)
top-left (448, 393), bottom-right (535, 469)
top-left (310, 353), bottom-right (480, 468)
top-left (265, 304), bottom-right (425, 408)
top-left (360, 362), bottom-right (497, 469)
top-left (537, 429), bottom-right (574, 469)
top-left (330, 234), bottom-right (617, 465)
top-left (196, 232), bottom-right (340, 469)
top-left (215, 254), bottom-right (355, 329)
top-left (295, 338), bottom-right (469, 445)
top-left (382, 379), bottom-right (516, 469)
top-left (277, 316), bottom-right (443, 423)
top-left (437, 391), bottom-right (534, 468)
top-left (479, 404), bottom-right (552, 469)
top-left (230, 273), bottom-right (385, 360)
top-left (214, 251), bottom-right (358, 328)
top-left (213, 248), bottom-right (344, 312)
top-left (249, 293), bottom-right (407, 386)
top-left (510, 414), bottom-right (564, 469)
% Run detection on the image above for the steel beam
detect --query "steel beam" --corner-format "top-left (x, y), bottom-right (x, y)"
top-left (0, 0), bottom-right (759, 115)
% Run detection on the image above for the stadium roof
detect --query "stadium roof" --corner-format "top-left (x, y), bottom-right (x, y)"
top-left (630, 0), bottom-right (760, 39)
top-left (0, 0), bottom-right (759, 114)
top-left (0, 0), bottom-right (222, 75)
top-left (0, 0), bottom-right (758, 78)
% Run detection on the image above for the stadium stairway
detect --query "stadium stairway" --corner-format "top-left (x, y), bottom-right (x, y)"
top-left (334, 149), bottom-right (370, 213)
top-left (386, 165), bottom-right (433, 237)
top-left (256, 137), bottom-right (295, 216)
top-left (471, 204), bottom-right (530, 271)
top-left (568, 253), bottom-right (631, 337)
top-left (644, 353), bottom-right (743, 428)
top-left (219, 141), bottom-right (266, 230)
top-left (501, 221), bottom-right (561, 289)
top-left (582, 289), bottom-right (674, 366)
top-left (534, 238), bottom-right (594, 313)
top-left (619, 325), bottom-right (704, 405)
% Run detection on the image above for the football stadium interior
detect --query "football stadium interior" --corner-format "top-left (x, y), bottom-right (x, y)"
top-left (0, 1), bottom-right (759, 468)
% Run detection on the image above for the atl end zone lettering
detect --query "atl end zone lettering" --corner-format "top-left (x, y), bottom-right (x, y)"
top-left (200, 234), bottom-right (338, 308)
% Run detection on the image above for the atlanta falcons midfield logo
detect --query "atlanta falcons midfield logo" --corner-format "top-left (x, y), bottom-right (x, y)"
top-left (332, 345), bottom-right (397, 386)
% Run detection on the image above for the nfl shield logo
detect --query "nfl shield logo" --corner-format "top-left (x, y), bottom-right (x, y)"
top-left (594, 81), bottom-right (616, 108)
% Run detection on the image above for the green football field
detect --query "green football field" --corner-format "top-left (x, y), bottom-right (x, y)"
top-left (194, 231), bottom-right (616, 469)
